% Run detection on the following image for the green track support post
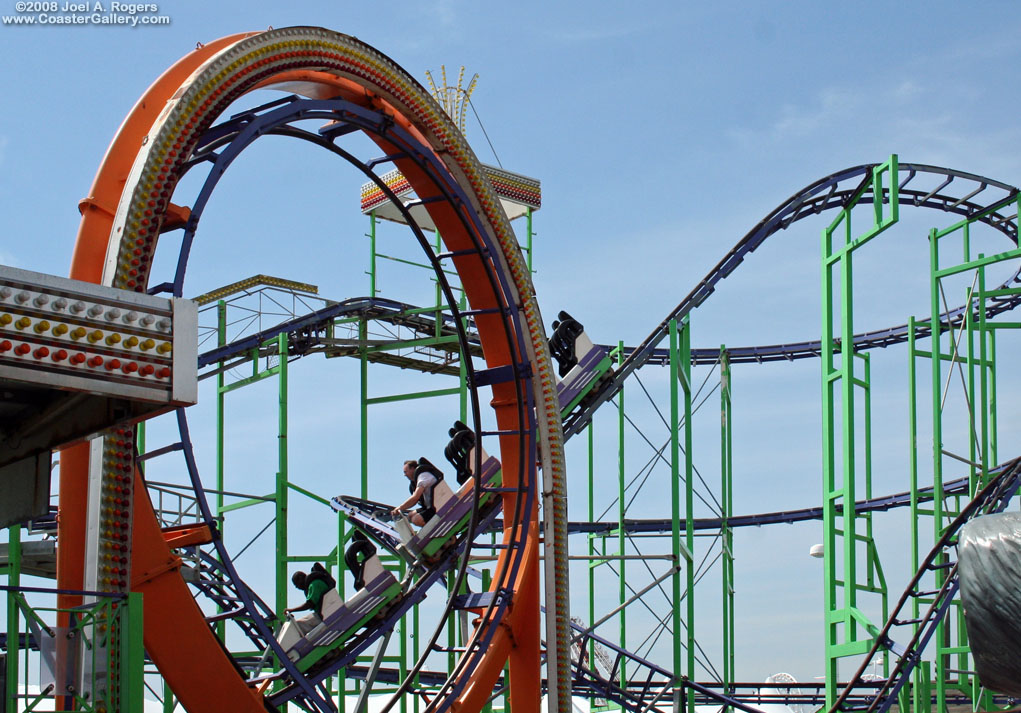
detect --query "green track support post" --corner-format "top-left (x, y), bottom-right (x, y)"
top-left (525, 207), bottom-right (534, 273)
top-left (616, 341), bottom-right (627, 688)
top-left (669, 320), bottom-right (694, 710)
top-left (924, 192), bottom-right (1021, 711)
top-left (276, 332), bottom-right (289, 618)
top-left (669, 320), bottom-right (695, 713)
top-left (907, 315), bottom-right (927, 711)
top-left (368, 210), bottom-right (378, 297)
top-left (216, 299), bottom-right (227, 641)
top-left (163, 679), bottom-right (175, 713)
top-left (434, 229), bottom-right (443, 337)
top-left (719, 347), bottom-right (735, 700)
top-left (680, 324), bottom-right (695, 704)
top-left (121, 592), bottom-right (144, 711)
top-left (820, 156), bottom-right (898, 708)
top-left (4, 525), bottom-right (19, 713)
top-left (857, 352), bottom-right (888, 676)
top-left (669, 321), bottom-right (682, 712)
top-left (360, 318), bottom-right (369, 499)
top-left (586, 422), bottom-right (599, 697)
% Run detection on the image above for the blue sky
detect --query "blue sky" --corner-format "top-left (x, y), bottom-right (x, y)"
top-left (4, 0), bottom-right (1021, 691)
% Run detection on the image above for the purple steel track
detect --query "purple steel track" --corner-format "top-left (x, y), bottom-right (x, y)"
top-left (566, 163), bottom-right (1020, 435)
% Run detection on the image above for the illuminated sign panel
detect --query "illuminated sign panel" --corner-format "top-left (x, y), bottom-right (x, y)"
top-left (0, 265), bottom-right (197, 470)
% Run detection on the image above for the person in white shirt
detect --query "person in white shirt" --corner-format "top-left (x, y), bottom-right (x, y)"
top-left (391, 459), bottom-right (441, 526)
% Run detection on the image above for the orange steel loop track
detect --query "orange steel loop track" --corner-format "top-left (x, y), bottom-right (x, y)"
top-left (60, 27), bottom-right (567, 713)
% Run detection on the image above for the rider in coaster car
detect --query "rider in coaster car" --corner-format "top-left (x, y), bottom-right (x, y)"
top-left (391, 457), bottom-right (444, 526)
top-left (344, 531), bottom-right (378, 590)
top-left (285, 562), bottom-right (336, 634)
top-left (549, 310), bottom-right (584, 378)
top-left (444, 420), bottom-right (476, 485)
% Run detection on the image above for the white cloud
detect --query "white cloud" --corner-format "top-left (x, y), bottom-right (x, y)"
top-left (728, 80), bottom-right (943, 148)
top-left (543, 24), bottom-right (646, 44)
top-left (431, 0), bottom-right (456, 27)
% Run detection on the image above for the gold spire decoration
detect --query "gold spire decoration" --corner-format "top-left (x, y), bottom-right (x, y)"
top-left (424, 65), bottom-right (479, 138)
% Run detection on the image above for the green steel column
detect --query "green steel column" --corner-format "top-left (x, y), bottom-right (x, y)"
top-left (434, 229), bottom-right (443, 339)
top-left (820, 201), bottom-right (840, 706)
top-left (680, 322), bottom-right (695, 700)
top-left (989, 328), bottom-right (997, 465)
top-left (360, 318), bottom-right (369, 498)
top-left (978, 261), bottom-right (989, 481)
top-left (720, 347), bottom-right (735, 696)
top-left (669, 321), bottom-right (682, 707)
top-left (459, 294), bottom-right (469, 423)
top-left (839, 215), bottom-right (858, 643)
top-left (616, 341), bottom-right (626, 686)
top-left (907, 317), bottom-right (925, 713)
top-left (276, 332), bottom-right (289, 616)
top-left (399, 559), bottom-right (408, 713)
top-left (820, 156), bottom-right (898, 708)
top-left (121, 592), bottom-right (144, 711)
top-left (526, 208), bottom-right (534, 273)
top-left (447, 570), bottom-right (457, 673)
top-left (928, 227), bottom-right (949, 713)
top-left (369, 211), bottom-right (378, 297)
top-left (216, 299), bottom-right (227, 640)
top-left (859, 353), bottom-right (889, 676)
top-left (163, 679), bottom-right (175, 713)
top-left (412, 596), bottom-right (420, 713)
top-left (4, 525), bottom-right (19, 713)
top-left (587, 423), bottom-right (596, 678)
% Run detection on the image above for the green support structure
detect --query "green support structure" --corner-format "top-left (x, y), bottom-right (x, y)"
top-left (216, 299), bottom-right (227, 642)
top-left (917, 191), bottom-right (1021, 711)
top-left (821, 155), bottom-right (898, 708)
top-left (276, 332), bottom-right (289, 620)
top-left (616, 340), bottom-right (627, 690)
top-left (719, 347), bottom-right (735, 701)
top-left (587, 422), bottom-right (597, 703)
top-left (680, 322), bottom-right (695, 705)
top-left (348, 206), bottom-right (475, 710)
top-left (4, 526), bottom-right (19, 713)
top-left (670, 321), bottom-right (682, 711)
top-left (669, 319), bottom-right (696, 712)
top-left (122, 592), bottom-right (145, 712)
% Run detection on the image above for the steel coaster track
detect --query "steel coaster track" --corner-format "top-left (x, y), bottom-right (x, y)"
top-left (265, 506), bottom-right (506, 707)
top-left (566, 163), bottom-right (1021, 436)
top-left (564, 617), bottom-right (767, 713)
top-left (67, 29), bottom-right (549, 713)
top-left (158, 96), bottom-right (536, 713)
top-left (194, 261), bottom-right (1011, 707)
top-left (168, 297), bottom-right (1021, 711)
top-left (195, 295), bottom-right (482, 374)
top-left (565, 473), bottom-right (976, 534)
top-left (63, 29), bottom-right (1021, 712)
top-left (828, 456), bottom-right (1021, 713)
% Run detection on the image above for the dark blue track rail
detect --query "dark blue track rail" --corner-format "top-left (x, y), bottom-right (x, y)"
top-left (140, 90), bottom-right (539, 713)
top-left (830, 456), bottom-right (1021, 713)
top-left (179, 144), bottom-right (1021, 710)
top-left (196, 295), bottom-right (477, 369)
top-left (565, 163), bottom-right (1020, 435)
top-left (563, 474), bottom-right (974, 534)
top-left (186, 172), bottom-right (1021, 712)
